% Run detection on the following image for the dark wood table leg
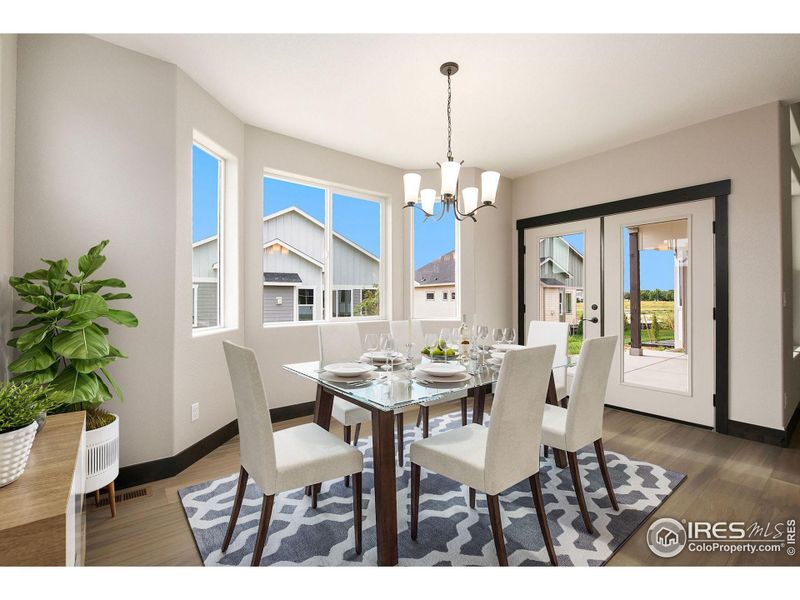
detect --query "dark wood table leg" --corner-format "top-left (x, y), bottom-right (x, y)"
top-left (372, 409), bottom-right (399, 566)
top-left (546, 372), bottom-right (568, 469)
top-left (307, 385), bottom-right (335, 496)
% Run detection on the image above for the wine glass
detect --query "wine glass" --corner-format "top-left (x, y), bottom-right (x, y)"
top-left (492, 327), bottom-right (504, 347)
top-left (364, 333), bottom-right (378, 365)
top-left (477, 325), bottom-right (489, 365)
top-left (504, 327), bottom-right (517, 345)
top-left (404, 342), bottom-right (415, 371)
top-left (439, 328), bottom-right (451, 362)
top-left (379, 332), bottom-right (394, 380)
top-left (424, 332), bottom-right (437, 358)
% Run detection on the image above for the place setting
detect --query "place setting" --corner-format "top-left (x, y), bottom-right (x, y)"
top-left (486, 327), bottom-right (522, 368)
top-left (318, 361), bottom-right (378, 387)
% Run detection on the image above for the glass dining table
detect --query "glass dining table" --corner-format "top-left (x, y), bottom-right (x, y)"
top-left (283, 353), bottom-right (575, 566)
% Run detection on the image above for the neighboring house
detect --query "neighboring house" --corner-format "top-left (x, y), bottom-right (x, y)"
top-left (192, 235), bottom-right (219, 328)
top-left (193, 206), bottom-right (380, 326)
top-left (414, 250), bottom-right (457, 319)
top-left (538, 236), bottom-right (584, 325)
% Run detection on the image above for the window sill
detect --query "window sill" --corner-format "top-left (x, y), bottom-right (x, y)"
top-left (262, 317), bottom-right (385, 329)
top-left (192, 326), bottom-right (239, 338)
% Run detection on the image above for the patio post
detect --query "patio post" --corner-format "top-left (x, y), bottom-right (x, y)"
top-left (629, 227), bottom-right (643, 356)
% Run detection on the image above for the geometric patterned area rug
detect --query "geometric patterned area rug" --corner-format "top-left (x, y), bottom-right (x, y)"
top-left (179, 410), bottom-right (686, 566)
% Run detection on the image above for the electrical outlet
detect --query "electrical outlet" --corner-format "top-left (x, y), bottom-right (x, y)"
top-left (191, 403), bottom-right (200, 422)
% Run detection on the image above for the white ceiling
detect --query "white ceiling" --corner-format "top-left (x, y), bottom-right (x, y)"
top-left (96, 34), bottom-right (800, 178)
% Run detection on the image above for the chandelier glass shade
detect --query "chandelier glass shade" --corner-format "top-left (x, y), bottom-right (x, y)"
top-left (403, 61), bottom-right (500, 222)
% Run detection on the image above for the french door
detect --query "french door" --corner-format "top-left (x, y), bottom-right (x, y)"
top-left (522, 199), bottom-right (716, 426)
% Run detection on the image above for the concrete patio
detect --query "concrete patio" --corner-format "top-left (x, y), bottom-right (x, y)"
top-left (623, 348), bottom-right (688, 393)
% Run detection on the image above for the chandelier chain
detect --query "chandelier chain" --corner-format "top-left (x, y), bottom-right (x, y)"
top-left (446, 72), bottom-right (453, 162)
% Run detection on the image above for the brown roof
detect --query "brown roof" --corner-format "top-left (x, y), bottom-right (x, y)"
top-left (414, 250), bottom-right (456, 285)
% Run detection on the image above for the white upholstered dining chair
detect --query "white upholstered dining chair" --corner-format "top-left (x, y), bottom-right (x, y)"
top-left (527, 320), bottom-right (571, 400)
top-left (389, 319), bottom-right (470, 436)
top-left (541, 335), bottom-right (618, 535)
top-left (319, 323), bottom-right (405, 471)
top-left (409, 345), bottom-right (559, 566)
top-left (221, 341), bottom-right (363, 566)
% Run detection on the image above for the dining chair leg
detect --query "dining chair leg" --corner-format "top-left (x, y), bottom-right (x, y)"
top-left (460, 397), bottom-right (467, 426)
top-left (343, 426), bottom-right (352, 488)
top-left (422, 406), bottom-right (429, 438)
top-left (416, 406), bottom-right (423, 428)
top-left (94, 490), bottom-right (100, 507)
top-left (251, 494), bottom-right (275, 567)
top-left (353, 472), bottom-right (363, 554)
top-left (543, 445), bottom-right (550, 458)
top-left (311, 483), bottom-right (320, 509)
top-left (353, 423), bottom-right (361, 446)
top-left (567, 451), bottom-right (594, 534)
top-left (107, 481), bottom-right (116, 518)
top-left (468, 487), bottom-right (476, 509)
top-left (528, 473), bottom-right (558, 566)
top-left (410, 463), bottom-right (421, 540)
top-left (486, 494), bottom-right (508, 566)
top-left (396, 412), bottom-right (404, 467)
top-left (594, 438), bottom-right (619, 511)
top-left (222, 466), bottom-right (249, 552)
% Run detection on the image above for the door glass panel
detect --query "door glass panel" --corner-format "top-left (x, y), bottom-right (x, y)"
top-left (537, 233), bottom-right (585, 355)
top-left (622, 219), bottom-right (689, 392)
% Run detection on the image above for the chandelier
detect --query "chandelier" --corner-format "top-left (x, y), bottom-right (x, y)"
top-left (403, 61), bottom-right (500, 222)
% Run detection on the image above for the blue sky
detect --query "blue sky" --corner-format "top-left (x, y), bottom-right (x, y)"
top-left (192, 145), bottom-right (220, 242)
top-left (559, 231), bottom-right (674, 291)
top-left (413, 204), bottom-right (455, 269)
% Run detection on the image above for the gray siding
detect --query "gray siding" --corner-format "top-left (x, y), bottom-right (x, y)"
top-left (539, 237), bottom-right (583, 288)
top-left (264, 210), bottom-right (324, 262)
top-left (263, 285), bottom-right (294, 322)
top-left (193, 238), bottom-right (218, 278)
top-left (194, 281), bottom-right (218, 328)
top-left (332, 236), bottom-right (379, 286)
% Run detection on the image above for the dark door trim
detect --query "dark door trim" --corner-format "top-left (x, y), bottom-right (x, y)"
top-left (516, 180), bottom-right (730, 435)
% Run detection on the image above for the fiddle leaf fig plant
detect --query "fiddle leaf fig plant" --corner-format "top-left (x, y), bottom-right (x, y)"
top-left (7, 241), bottom-right (138, 410)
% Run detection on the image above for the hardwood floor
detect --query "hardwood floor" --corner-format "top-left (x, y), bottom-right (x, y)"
top-left (85, 401), bottom-right (800, 566)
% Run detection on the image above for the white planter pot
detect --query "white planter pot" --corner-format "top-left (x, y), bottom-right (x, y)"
top-left (0, 421), bottom-right (38, 487)
top-left (85, 414), bottom-right (119, 494)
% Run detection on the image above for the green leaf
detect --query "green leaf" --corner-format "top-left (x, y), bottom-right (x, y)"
top-left (82, 278), bottom-right (126, 293)
top-left (102, 292), bottom-right (132, 301)
top-left (8, 344), bottom-right (58, 373)
top-left (104, 309), bottom-right (138, 327)
top-left (78, 254), bottom-right (106, 279)
top-left (50, 366), bottom-right (100, 405)
top-left (101, 367), bottom-right (123, 402)
top-left (13, 364), bottom-right (60, 385)
top-left (46, 259), bottom-right (69, 295)
top-left (57, 321), bottom-right (92, 332)
top-left (71, 355), bottom-right (117, 373)
top-left (95, 324), bottom-right (110, 335)
top-left (11, 282), bottom-right (48, 297)
top-left (87, 240), bottom-right (110, 257)
top-left (108, 345), bottom-right (127, 358)
top-left (20, 295), bottom-right (53, 309)
top-left (96, 376), bottom-right (112, 401)
top-left (64, 292), bottom-right (108, 321)
top-left (52, 324), bottom-right (109, 359)
top-left (15, 325), bottom-right (51, 352)
top-left (23, 268), bottom-right (50, 281)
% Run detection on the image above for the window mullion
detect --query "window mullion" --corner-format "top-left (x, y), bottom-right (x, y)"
top-left (324, 187), bottom-right (333, 321)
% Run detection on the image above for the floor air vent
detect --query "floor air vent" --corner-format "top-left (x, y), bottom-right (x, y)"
top-left (93, 486), bottom-right (151, 508)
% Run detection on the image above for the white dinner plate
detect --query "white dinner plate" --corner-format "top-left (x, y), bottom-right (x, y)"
top-left (413, 369), bottom-right (472, 384)
top-left (492, 343), bottom-right (524, 352)
top-left (417, 362), bottom-right (467, 377)
top-left (323, 362), bottom-right (377, 377)
top-left (361, 351), bottom-right (405, 363)
top-left (319, 371), bottom-right (377, 384)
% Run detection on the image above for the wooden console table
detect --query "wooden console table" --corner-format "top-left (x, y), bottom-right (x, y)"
top-left (0, 412), bottom-right (86, 566)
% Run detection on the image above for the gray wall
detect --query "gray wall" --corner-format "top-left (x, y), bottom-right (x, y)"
top-left (0, 35), bottom-right (16, 378)
top-left (512, 102), bottom-right (791, 430)
top-left (14, 35), bottom-right (178, 465)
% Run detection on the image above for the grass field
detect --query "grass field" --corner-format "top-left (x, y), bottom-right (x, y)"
top-left (567, 300), bottom-right (676, 354)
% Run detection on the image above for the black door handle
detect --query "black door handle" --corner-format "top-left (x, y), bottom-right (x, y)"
top-left (582, 317), bottom-right (599, 324)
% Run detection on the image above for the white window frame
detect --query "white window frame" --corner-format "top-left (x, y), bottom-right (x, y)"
top-left (410, 206), bottom-right (461, 320)
top-left (426, 292), bottom-right (435, 301)
top-left (192, 284), bottom-right (199, 327)
top-left (191, 138), bottom-right (226, 334)
top-left (262, 169), bottom-right (388, 326)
